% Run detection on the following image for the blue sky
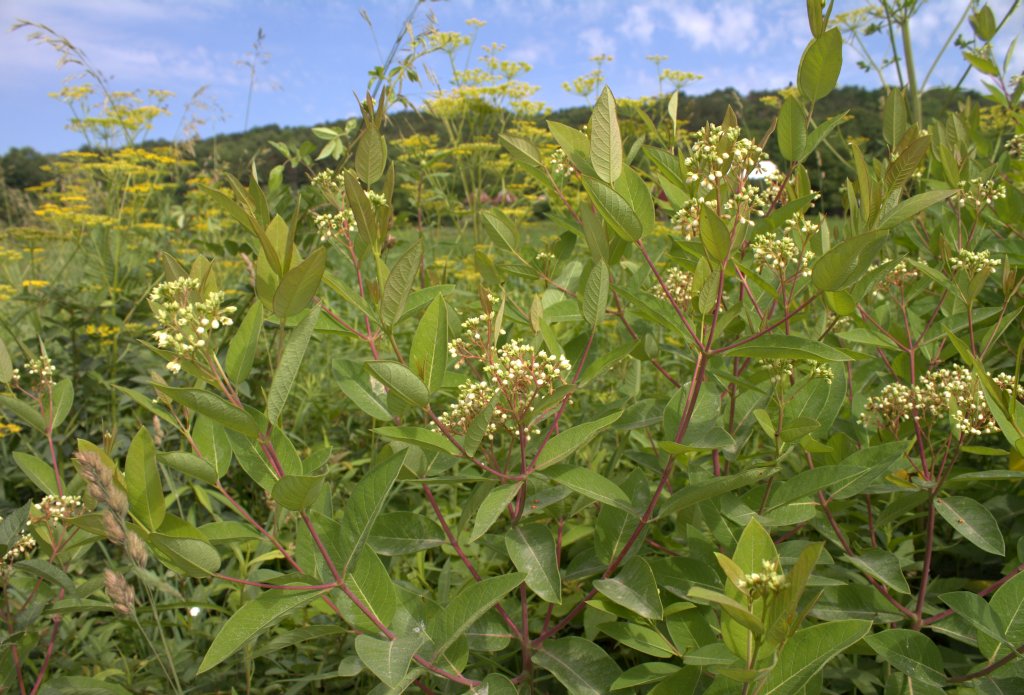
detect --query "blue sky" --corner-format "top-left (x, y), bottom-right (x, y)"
top-left (1, 0), bottom-right (1020, 153)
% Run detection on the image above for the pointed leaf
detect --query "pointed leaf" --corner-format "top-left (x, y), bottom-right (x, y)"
top-left (267, 307), bottom-right (320, 424)
top-left (355, 635), bottom-right (420, 688)
top-left (545, 464), bottom-right (633, 512)
top-left (506, 523), bottom-right (561, 604)
top-left (198, 585), bottom-right (328, 673)
top-left (763, 620), bottom-right (871, 693)
top-left (126, 427), bottom-right (164, 531)
top-left (273, 247), bottom-right (326, 318)
top-left (935, 496), bottom-right (1005, 556)
top-left (534, 411), bottom-right (622, 470)
top-left (590, 86), bottom-right (622, 184)
top-left (594, 557), bottom-right (663, 619)
top-left (381, 241), bottom-right (422, 329)
top-left (534, 637), bottom-right (622, 695)
top-left (410, 295), bottom-right (448, 393)
top-left (426, 572), bottom-right (525, 659)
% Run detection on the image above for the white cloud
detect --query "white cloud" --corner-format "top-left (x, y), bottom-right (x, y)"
top-left (579, 27), bottom-right (616, 58)
top-left (620, 5), bottom-right (655, 43)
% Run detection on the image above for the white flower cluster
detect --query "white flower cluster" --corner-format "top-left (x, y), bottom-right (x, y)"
top-left (1, 532), bottom-right (36, 568)
top-left (314, 209), bottom-right (356, 242)
top-left (1008, 133), bottom-right (1023, 159)
top-left (536, 251), bottom-right (556, 264)
top-left (759, 360), bottom-right (833, 385)
top-left (736, 559), bottom-right (787, 597)
top-left (950, 248), bottom-right (1001, 274)
top-left (658, 267), bottom-right (695, 306)
top-left (783, 212), bottom-right (820, 237)
top-left (671, 125), bottom-right (788, 238)
top-left (868, 258), bottom-right (920, 299)
top-left (28, 494), bottom-right (83, 525)
top-left (811, 365), bottom-right (835, 384)
top-left (548, 148), bottom-right (577, 177)
top-left (11, 355), bottom-right (57, 389)
top-left (438, 339), bottom-right (571, 440)
top-left (448, 298), bottom-right (506, 366)
top-left (149, 277), bottom-right (237, 374)
top-left (955, 177), bottom-right (1007, 209)
top-left (860, 364), bottom-right (1024, 436)
top-left (310, 170), bottom-right (345, 198)
top-left (751, 234), bottom-right (814, 277)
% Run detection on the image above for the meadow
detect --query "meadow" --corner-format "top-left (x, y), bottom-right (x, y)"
top-left (2, 2), bottom-right (1024, 693)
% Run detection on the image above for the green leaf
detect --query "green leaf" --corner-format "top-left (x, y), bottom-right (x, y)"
top-left (126, 427), bottom-right (164, 532)
top-left (225, 301), bottom-right (263, 383)
top-left (355, 125), bottom-right (387, 184)
top-left (935, 496), bottom-right (1005, 556)
top-left (381, 240), bottom-right (422, 329)
top-left (339, 379), bottom-right (391, 420)
top-left (875, 189), bottom-right (955, 230)
top-left (369, 512), bottom-right (445, 556)
top-left (336, 546), bottom-right (398, 632)
top-left (463, 391), bottom-right (498, 457)
top-left (410, 295), bottom-right (448, 393)
top-left (658, 466), bottom-right (778, 518)
top-left (373, 426), bottom-right (459, 456)
top-left (226, 429), bottom-right (277, 490)
top-left (763, 620), bottom-right (871, 693)
top-left (506, 523), bottom-right (561, 604)
top-left (534, 637), bottom-right (622, 695)
top-left (354, 635), bottom-right (420, 688)
top-left (13, 452), bottom-right (59, 497)
top-left (864, 629), bottom-right (945, 687)
top-left (590, 86), bottom-right (622, 184)
top-left (797, 28), bottom-right (843, 101)
top-left (426, 572), bottom-right (525, 659)
top-left (594, 557), bottom-right (663, 619)
top-left (49, 378), bottom-right (74, 429)
top-left (582, 260), bottom-right (610, 328)
top-left (688, 587), bottom-right (763, 635)
top-left (193, 415), bottom-right (232, 478)
top-left (0, 393), bottom-right (46, 432)
top-left (471, 482), bottom-right (522, 542)
top-left (733, 518), bottom-right (778, 574)
top-left (611, 662), bottom-right (681, 690)
top-left (336, 456), bottom-right (404, 576)
top-left (198, 585), bottom-right (328, 673)
top-left (16, 558), bottom-right (75, 592)
top-left (267, 306), bottom-right (319, 424)
top-left (157, 452), bottom-right (219, 485)
top-left (614, 167), bottom-right (655, 237)
top-left (583, 176), bottom-right (643, 242)
top-left (843, 548), bottom-right (911, 594)
top-left (0, 340), bottom-right (11, 383)
top-left (155, 386), bottom-right (261, 437)
top-left (882, 90), bottom-right (908, 148)
top-left (481, 208), bottom-right (519, 252)
top-left (940, 591), bottom-right (1008, 644)
top-left (544, 464), bottom-right (633, 512)
top-left (599, 623), bottom-right (676, 659)
top-left (149, 533), bottom-right (221, 577)
top-left (534, 411), bottom-right (622, 470)
top-left (723, 335), bottom-right (852, 362)
top-left (768, 465), bottom-right (866, 509)
top-left (273, 247), bottom-right (326, 318)
top-left (271, 474), bottom-right (325, 511)
top-left (366, 361), bottom-right (429, 409)
top-left (699, 205), bottom-right (731, 262)
top-left (812, 230), bottom-right (888, 290)
top-left (777, 96), bottom-right (807, 161)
